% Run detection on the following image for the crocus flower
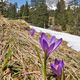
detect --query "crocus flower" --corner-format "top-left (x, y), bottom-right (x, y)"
top-left (29, 29), bottom-right (36, 36)
top-left (39, 33), bottom-right (62, 58)
top-left (50, 59), bottom-right (64, 76)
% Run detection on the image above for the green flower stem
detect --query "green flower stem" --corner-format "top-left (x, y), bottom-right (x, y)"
top-left (61, 70), bottom-right (65, 80)
top-left (42, 53), bottom-right (47, 80)
top-left (56, 70), bottom-right (65, 80)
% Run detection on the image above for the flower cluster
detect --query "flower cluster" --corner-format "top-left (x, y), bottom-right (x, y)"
top-left (28, 29), bottom-right (64, 80)
top-left (39, 33), bottom-right (62, 58)
top-left (50, 59), bottom-right (64, 76)
top-left (39, 33), bottom-right (64, 79)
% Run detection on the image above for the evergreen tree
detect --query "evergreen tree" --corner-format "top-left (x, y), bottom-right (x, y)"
top-left (23, 1), bottom-right (29, 16)
top-left (54, 0), bottom-right (66, 31)
top-left (66, 5), bottom-right (75, 33)
top-left (22, 1), bottom-right (29, 21)
top-left (18, 5), bottom-right (25, 18)
top-left (57, 0), bottom-right (65, 12)
top-left (36, 0), bottom-right (45, 4)
top-left (73, 7), bottom-right (80, 35)
top-left (68, 0), bottom-right (80, 35)
top-left (7, 3), bottom-right (17, 19)
top-left (29, 3), bottom-right (49, 28)
top-left (66, 5), bottom-right (74, 26)
top-left (18, 1), bottom-right (29, 21)
top-left (0, 0), bottom-right (7, 15)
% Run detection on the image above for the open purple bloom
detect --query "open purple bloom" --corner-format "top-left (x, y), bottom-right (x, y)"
top-left (29, 29), bottom-right (36, 36)
top-left (50, 59), bottom-right (64, 76)
top-left (39, 33), bottom-right (62, 58)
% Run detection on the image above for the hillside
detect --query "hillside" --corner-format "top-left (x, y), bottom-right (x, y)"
top-left (0, 16), bottom-right (80, 80)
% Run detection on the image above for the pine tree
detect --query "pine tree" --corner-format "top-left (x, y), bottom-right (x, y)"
top-left (0, 0), bottom-right (7, 15)
top-left (23, 1), bottom-right (29, 16)
top-left (36, 0), bottom-right (45, 4)
top-left (29, 2), bottom-right (49, 28)
top-left (7, 3), bottom-right (17, 19)
top-left (18, 5), bottom-right (25, 18)
top-left (22, 1), bottom-right (29, 21)
top-left (66, 5), bottom-right (75, 33)
top-left (55, 0), bottom-right (66, 31)
top-left (57, 0), bottom-right (65, 12)
top-left (66, 5), bottom-right (74, 26)
top-left (18, 1), bottom-right (29, 21)
top-left (68, 0), bottom-right (80, 35)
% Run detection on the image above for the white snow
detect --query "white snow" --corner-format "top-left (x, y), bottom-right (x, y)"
top-left (30, 25), bottom-right (80, 52)
top-left (46, 0), bottom-right (72, 10)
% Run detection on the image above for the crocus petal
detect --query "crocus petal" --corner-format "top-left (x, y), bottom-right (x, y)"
top-left (29, 29), bottom-right (35, 36)
top-left (57, 61), bottom-right (64, 76)
top-left (50, 64), bottom-right (58, 76)
top-left (41, 33), bottom-right (48, 41)
top-left (57, 65), bottom-right (62, 76)
top-left (54, 59), bottom-right (60, 65)
top-left (47, 43), bottom-right (55, 57)
top-left (40, 33), bottom-right (48, 48)
top-left (50, 59), bottom-right (64, 77)
top-left (40, 36), bottom-right (44, 49)
top-left (50, 64), bottom-right (56, 72)
top-left (60, 60), bottom-right (64, 68)
top-left (53, 38), bottom-right (62, 50)
top-left (40, 33), bottom-right (49, 52)
top-left (49, 36), bottom-right (56, 44)
top-left (42, 39), bottom-right (48, 52)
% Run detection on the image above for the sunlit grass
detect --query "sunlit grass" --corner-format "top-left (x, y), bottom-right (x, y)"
top-left (0, 17), bottom-right (80, 80)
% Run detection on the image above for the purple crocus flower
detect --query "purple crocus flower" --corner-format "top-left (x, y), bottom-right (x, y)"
top-left (29, 29), bottom-right (36, 36)
top-left (50, 59), bottom-right (64, 76)
top-left (39, 33), bottom-right (62, 58)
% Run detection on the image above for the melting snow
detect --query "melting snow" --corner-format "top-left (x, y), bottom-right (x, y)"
top-left (30, 25), bottom-right (80, 52)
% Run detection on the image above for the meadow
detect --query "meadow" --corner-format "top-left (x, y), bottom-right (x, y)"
top-left (0, 16), bottom-right (80, 80)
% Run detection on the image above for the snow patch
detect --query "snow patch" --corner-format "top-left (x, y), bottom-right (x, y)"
top-left (30, 25), bottom-right (80, 52)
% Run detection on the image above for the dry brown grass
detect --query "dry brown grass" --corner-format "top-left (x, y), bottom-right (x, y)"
top-left (0, 16), bottom-right (80, 80)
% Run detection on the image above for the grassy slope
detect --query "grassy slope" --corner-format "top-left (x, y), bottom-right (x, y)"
top-left (0, 16), bottom-right (80, 80)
